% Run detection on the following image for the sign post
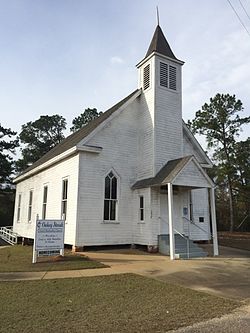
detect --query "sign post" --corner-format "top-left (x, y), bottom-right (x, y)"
top-left (33, 218), bottom-right (65, 264)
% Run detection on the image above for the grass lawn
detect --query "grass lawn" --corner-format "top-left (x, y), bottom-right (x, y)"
top-left (0, 274), bottom-right (238, 333)
top-left (0, 245), bottom-right (106, 272)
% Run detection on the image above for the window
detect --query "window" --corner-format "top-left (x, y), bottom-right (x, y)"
top-left (42, 186), bottom-right (48, 220)
top-left (17, 194), bottom-right (21, 222)
top-left (28, 190), bottom-right (33, 222)
top-left (199, 217), bottom-right (204, 223)
top-left (169, 65), bottom-right (177, 90)
top-left (160, 62), bottom-right (168, 88)
top-left (189, 192), bottom-right (193, 222)
top-left (143, 64), bottom-right (150, 90)
top-left (61, 179), bottom-right (68, 220)
top-left (104, 171), bottom-right (117, 221)
top-left (160, 62), bottom-right (177, 91)
top-left (139, 196), bottom-right (144, 221)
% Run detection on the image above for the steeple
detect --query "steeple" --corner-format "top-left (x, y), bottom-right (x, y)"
top-left (145, 25), bottom-right (179, 61)
top-left (136, 25), bottom-right (184, 175)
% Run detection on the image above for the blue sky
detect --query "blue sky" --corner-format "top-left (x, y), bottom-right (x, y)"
top-left (0, 0), bottom-right (250, 139)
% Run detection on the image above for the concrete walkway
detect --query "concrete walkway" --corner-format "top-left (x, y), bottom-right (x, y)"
top-left (1, 245), bottom-right (249, 300)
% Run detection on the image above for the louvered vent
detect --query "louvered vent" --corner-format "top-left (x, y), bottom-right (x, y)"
top-left (143, 64), bottom-right (150, 90)
top-left (160, 62), bottom-right (168, 88)
top-left (169, 65), bottom-right (177, 90)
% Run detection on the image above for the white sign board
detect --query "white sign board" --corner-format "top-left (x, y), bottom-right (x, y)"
top-left (35, 219), bottom-right (65, 250)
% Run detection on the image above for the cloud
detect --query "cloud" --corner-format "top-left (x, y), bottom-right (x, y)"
top-left (110, 56), bottom-right (124, 64)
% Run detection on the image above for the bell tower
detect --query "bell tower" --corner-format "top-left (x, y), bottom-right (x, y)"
top-left (137, 25), bottom-right (184, 175)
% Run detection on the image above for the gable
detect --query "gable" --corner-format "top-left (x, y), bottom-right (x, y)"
top-left (182, 121), bottom-right (212, 167)
top-left (14, 89), bottom-right (141, 183)
top-left (173, 159), bottom-right (212, 188)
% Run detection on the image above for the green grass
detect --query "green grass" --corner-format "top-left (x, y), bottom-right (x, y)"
top-left (0, 274), bottom-right (238, 333)
top-left (0, 245), bottom-right (106, 272)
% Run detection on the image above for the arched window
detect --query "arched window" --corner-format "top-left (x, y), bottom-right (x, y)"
top-left (104, 171), bottom-right (117, 221)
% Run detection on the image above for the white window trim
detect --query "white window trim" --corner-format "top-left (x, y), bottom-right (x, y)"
top-left (102, 168), bottom-right (120, 223)
top-left (17, 193), bottom-right (22, 223)
top-left (158, 60), bottom-right (178, 93)
top-left (28, 190), bottom-right (33, 223)
top-left (143, 63), bottom-right (151, 91)
top-left (138, 195), bottom-right (145, 223)
top-left (61, 177), bottom-right (69, 223)
top-left (42, 184), bottom-right (48, 220)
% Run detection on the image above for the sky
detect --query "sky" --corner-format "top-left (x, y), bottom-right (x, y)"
top-left (0, 0), bottom-right (250, 141)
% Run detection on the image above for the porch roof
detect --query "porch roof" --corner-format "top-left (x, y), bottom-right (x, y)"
top-left (132, 155), bottom-right (214, 190)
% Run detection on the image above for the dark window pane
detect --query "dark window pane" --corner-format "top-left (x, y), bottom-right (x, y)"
top-left (104, 200), bottom-right (110, 220)
top-left (29, 191), bottom-right (33, 205)
top-left (108, 171), bottom-right (114, 178)
top-left (140, 196), bottom-right (144, 208)
top-left (105, 176), bottom-right (110, 199)
top-left (140, 209), bottom-right (144, 221)
top-left (110, 200), bottom-right (116, 220)
top-left (63, 180), bottom-right (68, 200)
top-left (42, 204), bottom-right (46, 220)
top-left (43, 186), bottom-right (48, 203)
top-left (28, 206), bottom-right (32, 221)
top-left (62, 201), bottom-right (67, 220)
top-left (111, 177), bottom-right (117, 199)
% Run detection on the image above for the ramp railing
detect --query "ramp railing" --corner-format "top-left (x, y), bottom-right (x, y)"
top-left (0, 226), bottom-right (19, 245)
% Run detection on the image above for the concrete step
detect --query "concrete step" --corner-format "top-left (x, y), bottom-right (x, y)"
top-left (158, 234), bottom-right (208, 259)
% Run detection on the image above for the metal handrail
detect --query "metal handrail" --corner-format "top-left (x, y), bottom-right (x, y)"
top-left (0, 226), bottom-right (18, 245)
top-left (182, 216), bottom-right (213, 239)
top-left (173, 228), bottom-right (190, 259)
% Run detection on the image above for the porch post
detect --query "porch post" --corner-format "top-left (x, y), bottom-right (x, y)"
top-left (210, 187), bottom-right (219, 256)
top-left (168, 183), bottom-right (175, 260)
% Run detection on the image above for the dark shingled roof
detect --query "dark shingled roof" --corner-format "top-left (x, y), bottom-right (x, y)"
top-left (132, 156), bottom-right (192, 189)
top-left (145, 25), bottom-right (179, 61)
top-left (18, 89), bottom-right (140, 178)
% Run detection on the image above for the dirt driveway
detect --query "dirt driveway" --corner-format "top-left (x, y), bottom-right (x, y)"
top-left (84, 245), bottom-right (250, 301)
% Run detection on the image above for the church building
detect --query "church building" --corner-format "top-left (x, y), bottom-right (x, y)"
top-left (13, 25), bottom-right (219, 259)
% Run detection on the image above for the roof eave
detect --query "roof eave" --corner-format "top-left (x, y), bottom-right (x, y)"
top-left (136, 51), bottom-right (184, 68)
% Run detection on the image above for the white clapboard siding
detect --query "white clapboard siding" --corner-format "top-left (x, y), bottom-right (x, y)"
top-left (154, 57), bottom-right (183, 173)
top-left (76, 99), bottom-right (141, 246)
top-left (132, 188), bottom-right (154, 245)
top-left (13, 154), bottom-right (79, 245)
top-left (190, 188), bottom-right (211, 240)
top-left (183, 133), bottom-right (206, 164)
top-left (174, 160), bottom-right (211, 188)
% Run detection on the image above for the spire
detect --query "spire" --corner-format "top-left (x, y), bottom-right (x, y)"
top-left (145, 25), bottom-right (178, 61)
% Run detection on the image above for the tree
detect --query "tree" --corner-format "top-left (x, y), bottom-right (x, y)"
top-left (70, 108), bottom-right (102, 132)
top-left (16, 115), bottom-right (66, 172)
top-left (0, 124), bottom-right (18, 226)
top-left (233, 138), bottom-right (250, 231)
top-left (188, 93), bottom-right (250, 232)
top-left (0, 124), bottom-right (18, 188)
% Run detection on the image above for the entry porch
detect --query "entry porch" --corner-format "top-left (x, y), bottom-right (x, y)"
top-left (132, 156), bottom-right (219, 259)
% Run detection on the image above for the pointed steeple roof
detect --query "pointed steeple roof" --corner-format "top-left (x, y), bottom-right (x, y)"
top-left (145, 25), bottom-right (178, 61)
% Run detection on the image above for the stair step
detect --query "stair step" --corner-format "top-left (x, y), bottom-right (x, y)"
top-left (158, 234), bottom-right (208, 258)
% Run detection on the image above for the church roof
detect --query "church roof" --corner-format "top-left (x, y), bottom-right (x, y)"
top-left (17, 89), bottom-right (140, 178)
top-left (132, 156), bottom-right (193, 189)
top-left (145, 25), bottom-right (179, 61)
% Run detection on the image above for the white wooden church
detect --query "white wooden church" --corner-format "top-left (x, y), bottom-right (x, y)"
top-left (13, 25), bottom-right (218, 259)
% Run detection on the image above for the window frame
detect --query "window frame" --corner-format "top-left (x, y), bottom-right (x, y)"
top-left (143, 63), bottom-right (150, 90)
top-left (103, 170), bottom-right (119, 223)
top-left (17, 193), bottom-right (22, 223)
top-left (139, 195), bottom-right (144, 222)
top-left (61, 178), bottom-right (68, 221)
top-left (28, 190), bottom-right (33, 223)
top-left (42, 185), bottom-right (48, 220)
top-left (159, 61), bottom-right (177, 91)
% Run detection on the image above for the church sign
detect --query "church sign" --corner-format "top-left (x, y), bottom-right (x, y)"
top-left (32, 219), bottom-right (65, 263)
